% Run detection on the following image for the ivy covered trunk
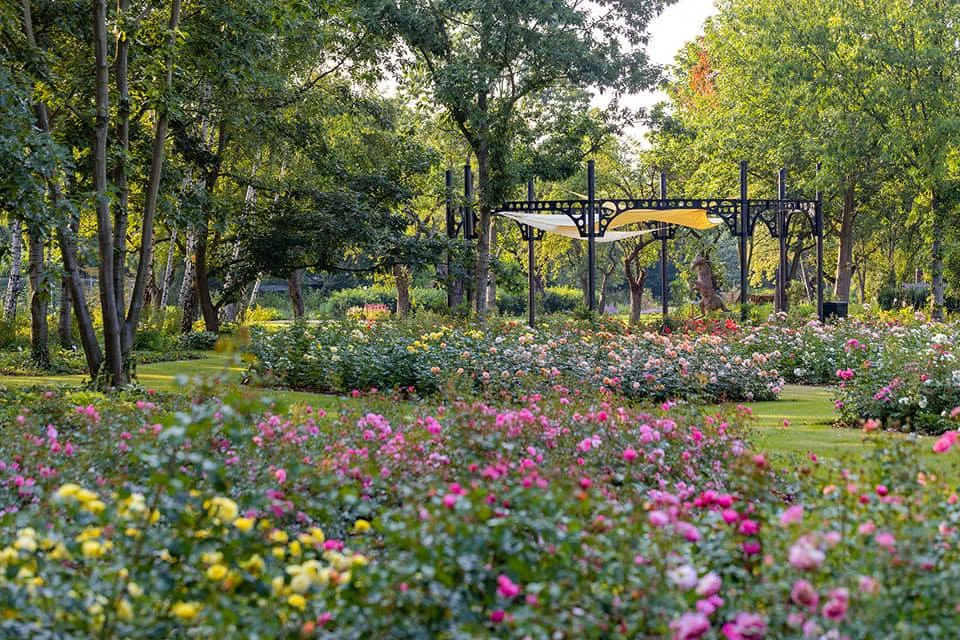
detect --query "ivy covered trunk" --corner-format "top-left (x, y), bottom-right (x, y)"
top-left (28, 229), bottom-right (48, 367)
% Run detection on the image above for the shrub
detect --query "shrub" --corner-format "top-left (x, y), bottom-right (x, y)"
top-left (543, 287), bottom-right (581, 313)
top-left (179, 331), bottom-right (219, 351)
top-left (245, 305), bottom-right (284, 324)
top-left (133, 328), bottom-right (179, 352)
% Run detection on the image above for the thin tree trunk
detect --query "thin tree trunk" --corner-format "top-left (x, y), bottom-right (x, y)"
top-left (159, 226), bottom-right (177, 310)
top-left (931, 187), bottom-right (945, 321)
top-left (28, 229), bottom-right (49, 367)
top-left (112, 0), bottom-right (131, 343)
top-left (247, 274), bottom-right (262, 309)
top-left (125, 0), bottom-right (181, 356)
top-left (93, 0), bottom-right (125, 384)
top-left (22, 0), bottom-right (102, 377)
top-left (179, 230), bottom-right (198, 333)
top-left (394, 264), bottom-right (411, 316)
top-left (58, 276), bottom-right (71, 346)
top-left (484, 221), bottom-right (497, 312)
top-left (834, 185), bottom-right (856, 301)
top-left (195, 121), bottom-right (227, 333)
top-left (3, 219), bottom-right (22, 320)
top-left (287, 269), bottom-right (304, 319)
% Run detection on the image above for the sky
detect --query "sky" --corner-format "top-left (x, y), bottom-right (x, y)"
top-left (614, 0), bottom-right (718, 138)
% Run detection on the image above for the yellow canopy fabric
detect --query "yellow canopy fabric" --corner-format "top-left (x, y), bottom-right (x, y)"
top-left (494, 207), bottom-right (720, 242)
top-left (599, 207), bottom-right (721, 231)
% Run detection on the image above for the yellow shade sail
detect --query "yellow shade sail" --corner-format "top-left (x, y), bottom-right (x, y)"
top-left (494, 207), bottom-right (720, 242)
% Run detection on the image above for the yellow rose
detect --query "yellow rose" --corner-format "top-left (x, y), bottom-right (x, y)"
top-left (116, 598), bottom-right (133, 622)
top-left (232, 517), bottom-right (255, 532)
top-left (351, 519), bottom-right (371, 534)
top-left (171, 601), bottom-right (201, 621)
top-left (287, 594), bottom-right (307, 610)
top-left (55, 484), bottom-right (82, 499)
top-left (206, 564), bottom-right (228, 581)
top-left (81, 540), bottom-right (103, 558)
top-left (127, 582), bottom-right (143, 598)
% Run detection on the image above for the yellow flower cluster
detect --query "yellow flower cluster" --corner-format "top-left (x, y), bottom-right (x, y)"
top-left (55, 483), bottom-right (106, 515)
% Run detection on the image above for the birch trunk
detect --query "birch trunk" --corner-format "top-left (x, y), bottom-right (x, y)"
top-left (158, 226), bottom-right (177, 310)
top-left (3, 219), bottom-right (22, 320)
top-left (179, 231), bottom-right (198, 333)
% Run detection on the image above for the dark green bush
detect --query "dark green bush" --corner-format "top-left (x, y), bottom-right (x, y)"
top-left (543, 287), bottom-right (581, 313)
top-left (133, 328), bottom-right (179, 352)
top-left (179, 330), bottom-right (219, 351)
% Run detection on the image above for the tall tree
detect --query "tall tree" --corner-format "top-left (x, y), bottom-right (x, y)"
top-left (376, 0), bottom-right (671, 315)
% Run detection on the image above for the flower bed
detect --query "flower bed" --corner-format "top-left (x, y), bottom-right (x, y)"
top-left (246, 319), bottom-right (785, 403)
top-left (1, 387), bottom-right (959, 637)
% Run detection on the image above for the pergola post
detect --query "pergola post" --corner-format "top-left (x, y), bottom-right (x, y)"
top-left (463, 164), bottom-right (474, 305)
top-left (587, 160), bottom-right (597, 312)
top-left (659, 172), bottom-right (669, 326)
top-left (527, 178), bottom-right (536, 328)
top-left (776, 168), bottom-right (788, 314)
top-left (463, 164), bottom-right (474, 240)
top-left (739, 160), bottom-right (749, 322)
top-left (815, 162), bottom-right (825, 322)
top-left (445, 169), bottom-right (454, 309)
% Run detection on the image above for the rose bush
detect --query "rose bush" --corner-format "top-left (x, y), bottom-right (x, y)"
top-left (245, 318), bottom-right (785, 403)
top-left (1, 382), bottom-right (960, 637)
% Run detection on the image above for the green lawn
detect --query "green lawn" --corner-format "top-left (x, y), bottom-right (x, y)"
top-left (743, 385), bottom-right (869, 457)
top-left (1, 355), bottom-right (947, 471)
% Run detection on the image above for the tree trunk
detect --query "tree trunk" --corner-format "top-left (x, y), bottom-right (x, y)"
top-left (287, 269), bottom-right (304, 319)
top-left (834, 185), bottom-right (856, 301)
top-left (158, 226), bottom-right (177, 311)
top-left (473, 143), bottom-right (491, 316)
top-left (22, 0), bottom-right (102, 377)
top-left (628, 279), bottom-right (645, 325)
top-left (125, 0), bottom-right (181, 354)
top-left (28, 230), bottom-right (49, 367)
top-left (3, 218), bottom-right (22, 320)
top-left (394, 264), bottom-right (411, 316)
top-left (931, 187), bottom-right (945, 321)
top-left (598, 269), bottom-right (611, 314)
top-left (247, 273), bottom-right (262, 309)
top-left (193, 121), bottom-right (227, 334)
top-left (58, 276), bottom-right (72, 347)
top-left (93, 0), bottom-right (126, 384)
top-left (484, 222), bottom-right (497, 312)
top-left (179, 230), bottom-right (198, 333)
top-left (112, 0), bottom-right (130, 344)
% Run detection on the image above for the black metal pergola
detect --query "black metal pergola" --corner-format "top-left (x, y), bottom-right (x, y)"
top-left (446, 160), bottom-right (825, 327)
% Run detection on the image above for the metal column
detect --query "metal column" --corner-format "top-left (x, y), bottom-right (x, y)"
top-left (739, 160), bottom-right (749, 322)
top-left (587, 160), bottom-right (596, 312)
top-left (445, 169), bottom-right (454, 309)
top-left (659, 172), bottom-right (669, 325)
top-left (527, 179), bottom-right (536, 328)
top-left (463, 164), bottom-right (474, 240)
top-left (777, 168), bottom-right (788, 314)
top-left (815, 162), bottom-right (825, 322)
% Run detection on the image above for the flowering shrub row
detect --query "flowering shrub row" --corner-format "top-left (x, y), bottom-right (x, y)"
top-left (245, 319), bottom-right (784, 403)
top-left (2, 385), bottom-right (960, 636)
top-left (735, 318), bottom-right (960, 433)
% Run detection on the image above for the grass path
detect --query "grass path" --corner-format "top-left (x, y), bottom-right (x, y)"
top-left (1, 355), bottom-right (942, 468)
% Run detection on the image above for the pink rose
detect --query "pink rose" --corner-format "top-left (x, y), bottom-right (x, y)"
top-left (670, 612), bottom-right (711, 640)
